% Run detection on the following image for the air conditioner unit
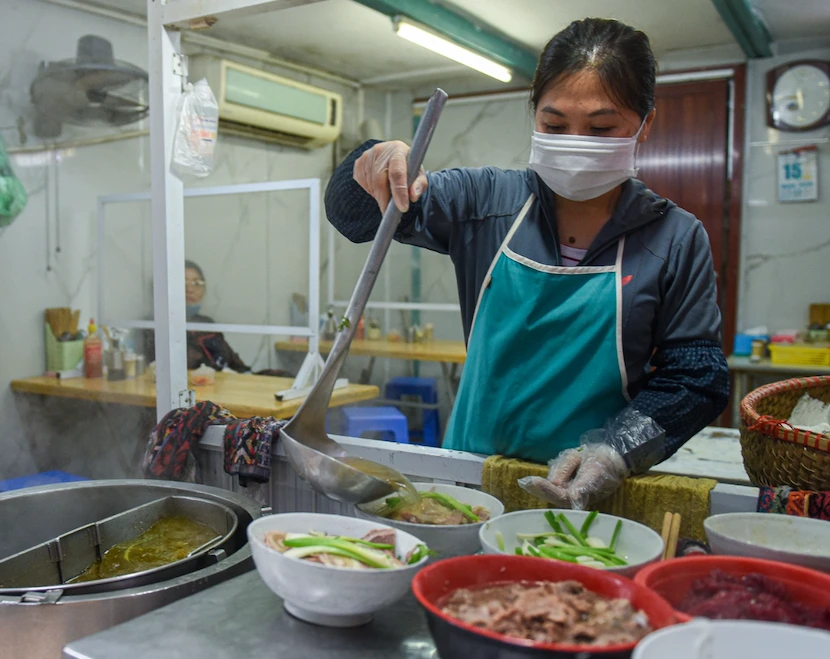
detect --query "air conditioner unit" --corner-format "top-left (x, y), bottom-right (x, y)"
top-left (187, 56), bottom-right (342, 149)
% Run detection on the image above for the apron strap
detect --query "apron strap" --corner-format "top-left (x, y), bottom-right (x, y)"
top-left (614, 237), bottom-right (630, 401)
top-left (469, 195), bottom-right (536, 337)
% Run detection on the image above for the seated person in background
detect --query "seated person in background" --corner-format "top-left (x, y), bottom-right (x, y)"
top-left (143, 260), bottom-right (249, 372)
top-left (182, 260), bottom-right (251, 372)
top-left (143, 260), bottom-right (293, 378)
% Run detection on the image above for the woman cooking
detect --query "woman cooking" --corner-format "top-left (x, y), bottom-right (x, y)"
top-left (324, 18), bottom-right (729, 508)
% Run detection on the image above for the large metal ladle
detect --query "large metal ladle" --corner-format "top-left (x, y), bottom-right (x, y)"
top-left (280, 88), bottom-right (448, 505)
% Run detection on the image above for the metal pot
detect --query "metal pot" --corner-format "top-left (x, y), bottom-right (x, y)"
top-left (0, 495), bottom-right (239, 595)
top-left (0, 480), bottom-right (261, 658)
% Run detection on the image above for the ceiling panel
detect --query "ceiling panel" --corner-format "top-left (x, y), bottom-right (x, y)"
top-left (751, 0), bottom-right (830, 42)
top-left (59, 0), bottom-right (830, 87)
top-left (443, 0), bottom-right (736, 54)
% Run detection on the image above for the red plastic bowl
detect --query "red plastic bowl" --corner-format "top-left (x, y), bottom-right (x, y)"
top-left (411, 554), bottom-right (678, 659)
top-left (635, 555), bottom-right (830, 623)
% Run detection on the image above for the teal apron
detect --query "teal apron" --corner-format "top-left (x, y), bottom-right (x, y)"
top-left (443, 195), bottom-right (629, 463)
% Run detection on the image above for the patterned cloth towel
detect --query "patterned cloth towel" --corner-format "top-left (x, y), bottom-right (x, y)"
top-left (223, 417), bottom-right (286, 486)
top-left (142, 401), bottom-right (234, 482)
top-left (757, 485), bottom-right (830, 520)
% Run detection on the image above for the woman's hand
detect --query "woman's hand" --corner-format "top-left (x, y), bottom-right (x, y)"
top-left (562, 445), bottom-right (628, 510)
top-left (353, 140), bottom-right (428, 213)
top-left (517, 444), bottom-right (628, 510)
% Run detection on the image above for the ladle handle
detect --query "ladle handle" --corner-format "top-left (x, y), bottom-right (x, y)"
top-left (311, 89), bottom-right (449, 406)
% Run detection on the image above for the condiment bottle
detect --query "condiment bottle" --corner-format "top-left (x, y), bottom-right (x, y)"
top-left (107, 337), bottom-right (126, 381)
top-left (124, 351), bottom-right (137, 379)
top-left (84, 319), bottom-right (103, 378)
top-left (323, 307), bottom-right (337, 341)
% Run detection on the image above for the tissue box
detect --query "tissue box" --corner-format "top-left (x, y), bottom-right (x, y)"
top-left (45, 324), bottom-right (84, 372)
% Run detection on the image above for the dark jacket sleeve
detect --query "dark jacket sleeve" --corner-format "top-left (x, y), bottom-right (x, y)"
top-left (324, 139), bottom-right (502, 256)
top-left (629, 221), bottom-right (729, 466)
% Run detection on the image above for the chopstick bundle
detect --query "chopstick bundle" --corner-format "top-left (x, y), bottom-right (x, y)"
top-left (660, 511), bottom-right (682, 560)
top-left (45, 307), bottom-right (81, 339)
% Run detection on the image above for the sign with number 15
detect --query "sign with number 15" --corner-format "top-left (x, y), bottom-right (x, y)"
top-left (777, 147), bottom-right (818, 203)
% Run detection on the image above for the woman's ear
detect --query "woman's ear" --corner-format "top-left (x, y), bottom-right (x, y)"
top-left (639, 108), bottom-right (657, 143)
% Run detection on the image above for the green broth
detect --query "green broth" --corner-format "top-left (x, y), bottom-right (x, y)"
top-left (69, 516), bottom-right (219, 583)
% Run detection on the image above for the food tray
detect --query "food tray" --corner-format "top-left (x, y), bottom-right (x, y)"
top-left (0, 495), bottom-right (237, 596)
top-left (768, 344), bottom-right (830, 366)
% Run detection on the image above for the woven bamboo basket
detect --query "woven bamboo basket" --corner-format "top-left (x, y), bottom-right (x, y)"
top-left (740, 376), bottom-right (830, 490)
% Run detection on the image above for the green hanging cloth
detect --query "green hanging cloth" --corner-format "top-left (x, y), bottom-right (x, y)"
top-left (0, 134), bottom-right (27, 227)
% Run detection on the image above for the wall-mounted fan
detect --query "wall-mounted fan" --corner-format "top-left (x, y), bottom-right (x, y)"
top-left (30, 35), bottom-right (149, 139)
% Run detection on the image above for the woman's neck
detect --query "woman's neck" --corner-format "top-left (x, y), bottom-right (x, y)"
top-left (554, 186), bottom-right (622, 250)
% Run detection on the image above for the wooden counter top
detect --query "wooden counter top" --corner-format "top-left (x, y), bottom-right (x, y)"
top-left (275, 338), bottom-right (467, 364)
top-left (11, 371), bottom-right (379, 419)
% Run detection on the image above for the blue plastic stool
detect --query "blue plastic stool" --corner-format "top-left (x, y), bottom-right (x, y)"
top-left (340, 406), bottom-right (410, 444)
top-left (0, 470), bottom-right (87, 493)
top-left (384, 376), bottom-right (440, 447)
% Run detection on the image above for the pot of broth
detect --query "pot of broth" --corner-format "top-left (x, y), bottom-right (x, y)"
top-left (0, 495), bottom-right (238, 595)
top-left (0, 480), bottom-right (260, 659)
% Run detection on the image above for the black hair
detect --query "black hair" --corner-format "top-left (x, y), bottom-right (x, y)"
top-left (184, 260), bottom-right (205, 281)
top-left (531, 18), bottom-right (656, 120)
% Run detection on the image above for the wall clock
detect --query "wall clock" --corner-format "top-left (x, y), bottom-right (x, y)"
top-left (766, 60), bottom-right (830, 132)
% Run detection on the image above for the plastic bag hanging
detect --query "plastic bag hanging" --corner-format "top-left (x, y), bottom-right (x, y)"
top-left (171, 79), bottom-right (219, 179)
top-left (0, 134), bottom-right (27, 227)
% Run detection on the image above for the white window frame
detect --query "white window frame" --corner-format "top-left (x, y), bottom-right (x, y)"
top-left (97, 179), bottom-right (321, 410)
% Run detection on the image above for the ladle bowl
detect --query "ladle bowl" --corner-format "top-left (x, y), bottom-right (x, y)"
top-left (280, 88), bottom-right (449, 505)
top-left (281, 431), bottom-right (396, 505)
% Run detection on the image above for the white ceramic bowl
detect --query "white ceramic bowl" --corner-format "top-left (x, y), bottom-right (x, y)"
top-left (247, 512), bottom-right (429, 627)
top-left (704, 512), bottom-right (830, 573)
top-left (479, 509), bottom-right (664, 577)
top-left (355, 482), bottom-right (504, 559)
top-left (633, 620), bottom-right (830, 659)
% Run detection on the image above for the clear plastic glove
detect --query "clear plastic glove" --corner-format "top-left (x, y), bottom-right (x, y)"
top-left (564, 444), bottom-right (628, 509)
top-left (518, 443), bottom-right (627, 510)
top-left (353, 140), bottom-right (428, 213)
top-left (517, 408), bottom-right (666, 510)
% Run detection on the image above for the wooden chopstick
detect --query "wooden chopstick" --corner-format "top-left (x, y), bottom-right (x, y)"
top-left (666, 513), bottom-right (682, 560)
top-left (660, 511), bottom-right (673, 560)
top-left (660, 511), bottom-right (682, 560)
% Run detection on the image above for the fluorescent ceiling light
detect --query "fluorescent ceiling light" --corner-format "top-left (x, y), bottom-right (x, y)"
top-left (394, 18), bottom-right (512, 83)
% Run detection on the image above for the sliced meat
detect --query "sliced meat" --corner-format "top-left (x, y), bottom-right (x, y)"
top-left (472, 506), bottom-right (491, 521)
top-left (263, 531), bottom-right (287, 552)
top-left (439, 580), bottom-right (651, 647)
top-left (390, 494), bottom-right (489, 525)
top-left (362, 528), bottom-right (396, 546)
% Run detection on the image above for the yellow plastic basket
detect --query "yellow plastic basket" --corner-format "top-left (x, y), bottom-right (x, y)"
top-left (768, 343), bottom-right (830, 367)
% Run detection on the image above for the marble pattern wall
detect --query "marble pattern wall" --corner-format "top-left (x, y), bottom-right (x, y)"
top-left (738, 47), bottom-right (830, 333)
top-left (406, 93), bottom-right (535, 344)
top-left (0, 0), bottom-right (409, 480)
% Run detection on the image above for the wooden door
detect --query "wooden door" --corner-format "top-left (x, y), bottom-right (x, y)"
top-left (637, 75), bottom-right (742, 355)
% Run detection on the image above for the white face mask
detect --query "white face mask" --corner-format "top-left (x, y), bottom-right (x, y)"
top-left (529, 121), bottom-right (645, 201)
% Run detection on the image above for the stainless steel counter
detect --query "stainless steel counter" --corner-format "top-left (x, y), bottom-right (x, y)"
top-left (63, 571), bottom-right (438, 659)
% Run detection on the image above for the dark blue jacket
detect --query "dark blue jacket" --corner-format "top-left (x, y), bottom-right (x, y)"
top-left (325, 140), bottom-right (729, 466)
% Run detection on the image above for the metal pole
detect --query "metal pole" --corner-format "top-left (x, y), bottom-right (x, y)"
top-left (96, 199), bottom-right (106, 327)
top-left (308, 179), bottom-right (321, 356)
top-left (148, 0), bottom-right (188, 419)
